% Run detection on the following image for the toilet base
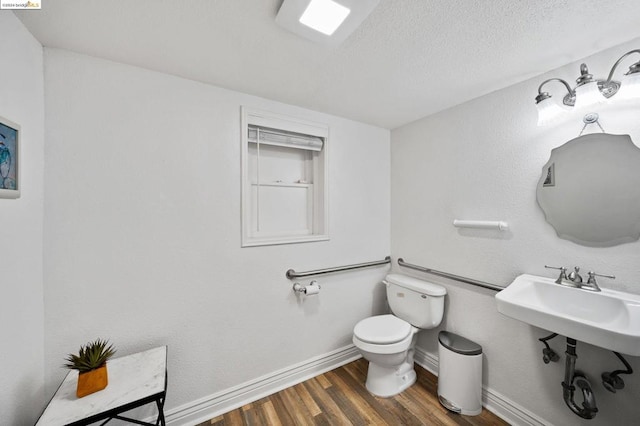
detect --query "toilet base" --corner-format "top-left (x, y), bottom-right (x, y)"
top-left (365, 361), bottom-right (417, 398)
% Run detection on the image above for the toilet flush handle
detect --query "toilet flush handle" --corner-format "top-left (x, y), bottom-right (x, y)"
top-left (382, 279), bottom-right (389, 287)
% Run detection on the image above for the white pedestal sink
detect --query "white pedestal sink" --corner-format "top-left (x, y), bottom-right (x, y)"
top-left (496, 274), bottom-right (640, 356)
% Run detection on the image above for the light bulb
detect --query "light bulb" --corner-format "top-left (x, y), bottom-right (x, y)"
top-left (615, 72), bottom-right (640, 101)
top-left (573, 81), bottom-right (605, 111)
top-left (536, 97), bottom-right (566, 126)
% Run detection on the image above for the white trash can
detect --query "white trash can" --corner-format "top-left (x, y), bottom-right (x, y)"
top-left (437, 331), bottom-right (483, 416)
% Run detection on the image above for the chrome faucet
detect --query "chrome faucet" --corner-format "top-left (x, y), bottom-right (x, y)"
top-left (568, 267), bottom-right (583, 284)
top-left (582, 271), bottom-right (616, 292)
top-left (545, 265), bottom-right (614, 292)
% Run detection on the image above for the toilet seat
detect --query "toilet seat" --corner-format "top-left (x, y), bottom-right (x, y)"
top-left (354, 314), bottom-right (412, 344)
top-left (353, 315), bottom-right (418, 355)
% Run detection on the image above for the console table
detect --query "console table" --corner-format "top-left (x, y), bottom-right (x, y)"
top-left (36, 346), bottom-right (167, 426)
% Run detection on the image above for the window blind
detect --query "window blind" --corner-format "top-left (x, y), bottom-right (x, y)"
top-left (248, 125), bottom-right (324, 151)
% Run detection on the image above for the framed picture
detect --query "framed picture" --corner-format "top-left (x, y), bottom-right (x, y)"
top-left (0, 115), bottom-right (20, 199)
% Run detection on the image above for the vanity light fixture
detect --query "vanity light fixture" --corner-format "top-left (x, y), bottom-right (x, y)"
top-left (535, 49), bottom-right (640, 126)
top-left (275, 0), bottom-right (380, 45)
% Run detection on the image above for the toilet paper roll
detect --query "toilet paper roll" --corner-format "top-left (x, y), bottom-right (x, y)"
top-left (305, 284), bottom-right (320, 295)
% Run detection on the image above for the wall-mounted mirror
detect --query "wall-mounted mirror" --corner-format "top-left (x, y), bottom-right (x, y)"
top-left (537, 133), bottom-right (640, 247)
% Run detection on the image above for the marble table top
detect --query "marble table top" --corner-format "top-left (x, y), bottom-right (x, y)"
top-left (36, 346), bottom-right (167, 426)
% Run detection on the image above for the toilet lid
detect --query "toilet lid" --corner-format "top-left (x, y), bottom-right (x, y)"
top-left (353, 314), bottom-right (412, 344)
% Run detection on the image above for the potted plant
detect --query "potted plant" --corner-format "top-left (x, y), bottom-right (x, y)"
top-left (64, 338), bottom-right (116, 398)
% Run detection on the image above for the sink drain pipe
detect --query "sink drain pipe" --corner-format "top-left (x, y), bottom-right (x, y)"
top-left (602, 351), bottom-right (633, 393)
top-left (562, 338), bottom-right (598, 419)
top-left (539, 333), bottom-right (559, 363)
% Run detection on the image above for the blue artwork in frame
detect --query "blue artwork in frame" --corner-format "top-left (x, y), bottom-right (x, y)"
top-left (0, 116), bottom-right (20, 198)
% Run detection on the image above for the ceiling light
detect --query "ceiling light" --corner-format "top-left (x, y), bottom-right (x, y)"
top-left (275, 0), bottom-right (381, 45)
top-left (299, 0), bottom-right (351, 36)
top-left (534, 49), bottom-right (640, 125)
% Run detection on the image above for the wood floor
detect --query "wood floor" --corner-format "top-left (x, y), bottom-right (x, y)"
top-left (196, 359), bottom-right (508, 426)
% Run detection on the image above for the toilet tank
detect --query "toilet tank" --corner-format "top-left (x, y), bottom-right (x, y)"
top-left (385, 273), bottom-right (446, 328)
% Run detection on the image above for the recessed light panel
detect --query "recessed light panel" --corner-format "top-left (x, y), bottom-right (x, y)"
top-left (299, 0), bottom-right (351, 36)
top-left (275, 0), bottom-right (381, 45)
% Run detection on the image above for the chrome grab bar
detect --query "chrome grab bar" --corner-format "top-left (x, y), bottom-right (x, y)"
top-left (286, 256), bottom-right (391, 279)
top-left (397, 258), bottom-right (504, 292)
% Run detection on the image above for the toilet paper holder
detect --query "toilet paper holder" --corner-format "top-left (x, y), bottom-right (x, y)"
top-left (293, 281), bottom-right (321, 294)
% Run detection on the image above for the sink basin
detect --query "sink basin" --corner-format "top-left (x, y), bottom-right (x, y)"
top-left (496, 274), bottom-right (640, 355)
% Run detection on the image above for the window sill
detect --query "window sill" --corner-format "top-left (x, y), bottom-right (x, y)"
top-left (241, 234), bottom-right (329, 248)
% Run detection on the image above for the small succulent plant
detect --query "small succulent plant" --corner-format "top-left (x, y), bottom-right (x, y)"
top-left (64, 339), bottom-right (116, 373)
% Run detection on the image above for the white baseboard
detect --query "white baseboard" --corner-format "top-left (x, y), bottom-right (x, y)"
top-left (414, 346), bottom-right (439, 375)
top-left (164, 344), bottom-right (361, 426)
top-left (414, 347), bottom-right (549, 426)
top-left (482, 387), bottom-right (549, 426)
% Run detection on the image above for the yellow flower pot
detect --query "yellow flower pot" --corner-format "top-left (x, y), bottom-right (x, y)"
top-left (76, 364), bottom-right (109, 398)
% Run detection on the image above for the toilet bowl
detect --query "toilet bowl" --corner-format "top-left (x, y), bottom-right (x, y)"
top-left (352, 274), bottom-right (446, 397)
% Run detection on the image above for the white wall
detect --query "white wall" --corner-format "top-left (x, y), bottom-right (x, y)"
top-left (0, 11), bottom-right (45, 426)
top-left (42, 48), bottom-right (390, 417)
top-left (391, 38), bottom-right (640, 425)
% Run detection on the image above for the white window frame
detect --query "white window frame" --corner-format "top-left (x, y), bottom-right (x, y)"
top-left (241, 107), bottom-right (329, 247)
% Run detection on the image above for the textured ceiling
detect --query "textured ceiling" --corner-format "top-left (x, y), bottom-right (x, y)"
top-left (15, 0), bottom-right (640, 129)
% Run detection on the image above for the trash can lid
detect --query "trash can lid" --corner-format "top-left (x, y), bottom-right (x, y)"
top-left (438, 331), bottom-right (482, 355)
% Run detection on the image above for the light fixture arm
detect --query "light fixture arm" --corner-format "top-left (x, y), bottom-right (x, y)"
top-left (536, 78), bottom-right (575, 106)
top-left (537, 78), bottom-right (574, 96)
top-left (605, 49), bottom-right (640, 83)
top-left (575, 63), bottom-right (594, 86)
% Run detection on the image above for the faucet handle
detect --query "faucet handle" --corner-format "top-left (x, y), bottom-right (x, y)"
top-left (545, 265), bottom-right (568, 284)
top-left (545, 265), bottom-right (566, 271)
top-left (587, 271), bottom-right (616, 284)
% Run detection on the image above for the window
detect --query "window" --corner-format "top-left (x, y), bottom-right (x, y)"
top-left (241, 107), bottom-right (329, 247)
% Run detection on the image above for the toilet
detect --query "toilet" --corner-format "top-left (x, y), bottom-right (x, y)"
top-left (352, 273), bottom-right (446, 397)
